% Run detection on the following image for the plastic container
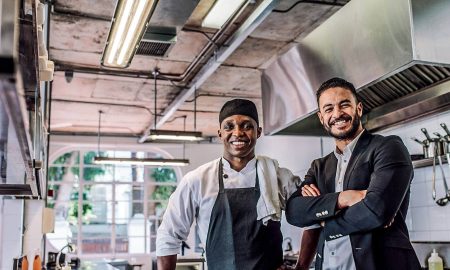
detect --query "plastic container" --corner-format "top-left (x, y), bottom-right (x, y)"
top-left (428, 249), bottom-right (444, 270)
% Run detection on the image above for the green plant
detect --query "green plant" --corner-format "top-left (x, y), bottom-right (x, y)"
top-left (151, 167), bottom-right (177, 183)
top-left (48, 151), bottom-right (106, 223)
top-left (150, 168), bottom-right (177, 215)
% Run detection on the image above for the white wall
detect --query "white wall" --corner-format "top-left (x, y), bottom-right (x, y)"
top-left (0, 199), bottom-right (24, 270)
top-left (380, 110), bottom-right (450, 265)
top-left (381, 110), bottom-right (450, 242)
top-left (255, 134), bottom-right (334, 252)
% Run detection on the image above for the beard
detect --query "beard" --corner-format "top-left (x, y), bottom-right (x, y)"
top-left (324, 112), bottom-right (361, 140)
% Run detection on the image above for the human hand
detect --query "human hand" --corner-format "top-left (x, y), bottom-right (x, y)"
top-left (337, 190), bottom-right (367, 209)
top-left (301, 184), bottom-right (321, 197)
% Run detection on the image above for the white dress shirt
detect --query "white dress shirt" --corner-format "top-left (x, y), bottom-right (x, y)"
top-left (156, 156), bottom-right (299, 256)
top-left (322, 130), bottom-right (364, 270)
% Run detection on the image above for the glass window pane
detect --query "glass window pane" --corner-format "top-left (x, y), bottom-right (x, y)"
top-left (116, 184), bottom-right (144, 201)
top-left (115, 237), bottom-right (129, 253)
top-left (81, 237), bottom-right (112, 254)
top-left (86, 200), bottom-right (113, 224)
top-left (114, 165), bottom-right (144, 182)
top-left (83, 166), bottom-right (110, 182)
top-left (48, 167), bottom-right (79, 182)
top-left (83, 184), bottom-right (112, 201)
top-left (126, 237), bottom-right (150, 254)
top-left (83, 151), bottom-right (109, 165)
top-left (52, 151), bottom-right (79, 165)
top-left (150, 185), bottom-right (176, 201)
top-left (147, 201), bottom-right (169, 218)
top-left (150, 168), bottom-right (177, 183)
top-left (115, 201), bottom-right (144, 221)
top-left (115, 215), bottom-right (150, 253)
top-left (46, 215), bottom-right (78, 250)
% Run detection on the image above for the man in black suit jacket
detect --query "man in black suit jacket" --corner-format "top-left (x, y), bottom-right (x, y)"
top-left (286, 77), bottom-right (420, 270)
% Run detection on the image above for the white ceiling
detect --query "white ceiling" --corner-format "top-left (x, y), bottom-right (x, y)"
top-left (49, 0), bottom-right (348, 137)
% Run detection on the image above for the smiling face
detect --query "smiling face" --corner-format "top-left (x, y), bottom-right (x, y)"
top-left (218, 114), bottom-right (262, 165)
top-left (317, 87), bottom-right (363, 141)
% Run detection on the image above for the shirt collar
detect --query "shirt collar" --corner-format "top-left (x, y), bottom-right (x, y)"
top-left (333, 129), bottom-right (365, 158)
top-left (221, 156), bottom-right (257, 174)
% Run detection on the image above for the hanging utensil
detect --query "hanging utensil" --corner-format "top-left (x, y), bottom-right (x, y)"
top-left (411, 137), bottom-right (430, 158)
top-left (433, 132), bottom-right (447, 157)
top-left (421, 128), bottom-right (444, 157)
top-left (421, 128), bottom-right (433, 141)
top-left (440, 123), bottom-right (450, 156)
top-left (435, 154), bottom-right (450, 206)
top-left (441, 123), bottom-right (450, 137)
top-left (432, 155), bottom-right (436, 200)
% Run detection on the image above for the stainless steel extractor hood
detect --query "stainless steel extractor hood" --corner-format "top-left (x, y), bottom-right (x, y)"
top-left (262, 0), bottom-right (450, 136)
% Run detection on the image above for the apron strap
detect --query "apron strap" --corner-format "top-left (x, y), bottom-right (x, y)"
top-left (254, 160), bottom-right (259, 191)
top-left (218, 158), bottom-right (225, 193)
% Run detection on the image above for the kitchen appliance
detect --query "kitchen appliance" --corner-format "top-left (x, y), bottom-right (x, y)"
top-left (262, 0), bottom-right (450, 136)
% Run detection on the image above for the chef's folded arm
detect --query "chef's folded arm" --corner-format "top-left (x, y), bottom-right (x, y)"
top-left (314, 138), bottom-right (413, 241)
top-left (286, 192), bottom-right (340, 227)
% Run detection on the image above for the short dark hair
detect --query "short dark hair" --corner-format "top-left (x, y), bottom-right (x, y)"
top-left (316, 77), bottom-right (359, 105)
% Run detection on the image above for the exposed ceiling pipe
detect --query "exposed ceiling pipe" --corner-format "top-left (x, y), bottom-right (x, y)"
top-left (139, 0), bottom-right (278, 143)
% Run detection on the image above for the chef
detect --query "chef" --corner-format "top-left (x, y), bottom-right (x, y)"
top-left (156, 99), bottom-right (301, 270)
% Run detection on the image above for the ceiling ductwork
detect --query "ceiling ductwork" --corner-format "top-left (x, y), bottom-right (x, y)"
top-left (141, 0), bottom-right (199, 54)
top-left (262, 0), bottom-right (450, 136)
top-left (136, 26), bottom-right (177, 57)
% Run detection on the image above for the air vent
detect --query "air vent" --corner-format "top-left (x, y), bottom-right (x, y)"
top-left (358, 65), bottom-right (450, 111)
top-left (136, 26), bottom-right (176, 57)
top-left (136, 41), bottom-right (172, 57)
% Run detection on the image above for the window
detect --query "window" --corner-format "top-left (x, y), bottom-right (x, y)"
top-left (46, 149), bottom-right (179, 256)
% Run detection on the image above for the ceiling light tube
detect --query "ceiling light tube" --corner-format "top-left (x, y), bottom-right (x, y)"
top-left (101, 0), bottom-right (158, 68)
top-left (202, 0), bottom-right (247, 29)
top-left (93, 157), bottom-right (189, 166)
top-left (145, 129), bottom-right (204, 142)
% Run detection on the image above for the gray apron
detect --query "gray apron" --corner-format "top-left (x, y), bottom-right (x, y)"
top-left (205, 159), bottom-right (283, 270)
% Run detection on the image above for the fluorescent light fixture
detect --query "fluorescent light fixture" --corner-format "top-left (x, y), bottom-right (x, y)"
top-left (145, 129), bottom-right (204, 142)
top-left (202, 0), bottom-right (247, 29)
top-left (93, 157), bottom-right (189, 166)
top-left (101, 0), bottom-right (158, 68)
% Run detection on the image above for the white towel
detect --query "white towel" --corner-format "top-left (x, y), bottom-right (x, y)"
top-left (256, 156), bottom-right (300, 225)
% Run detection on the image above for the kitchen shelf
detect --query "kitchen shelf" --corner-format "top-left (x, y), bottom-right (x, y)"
top-left (0, 1), bottom-right (44, 198)
top-left (412, 156), bottom-right (448, 169)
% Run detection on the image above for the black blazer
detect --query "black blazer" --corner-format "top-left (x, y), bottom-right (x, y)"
top-left (286, 131), bottom-right (421, 270)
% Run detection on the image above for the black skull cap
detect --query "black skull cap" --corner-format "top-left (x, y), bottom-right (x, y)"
top-left (219, 99), bottom-right (259, 125)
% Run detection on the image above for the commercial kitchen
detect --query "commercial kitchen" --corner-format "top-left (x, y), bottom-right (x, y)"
top-left (1, 0), bottom-right (450, 269)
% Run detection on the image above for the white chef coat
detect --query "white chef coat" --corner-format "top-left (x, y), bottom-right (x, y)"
top-left (156, 156), bottom-right (299, 256)
top-left (322, 130), bottom-right (364, 270)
